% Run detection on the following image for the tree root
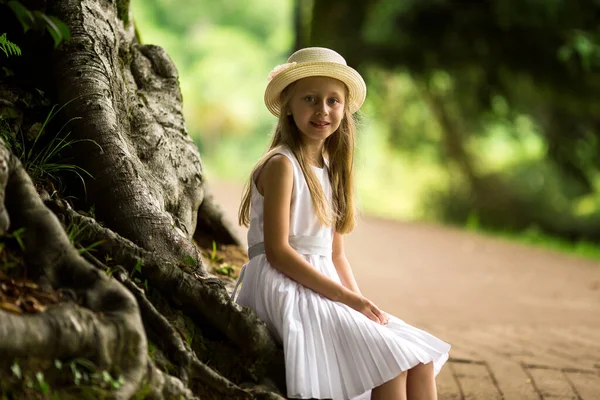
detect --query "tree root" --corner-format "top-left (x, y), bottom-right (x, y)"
top-left (194, 183), bottom-right (243, 248)
top-left (81, 247), bottom-right (251, 399)
top-left (116, 270), bottom-right (250, 398)
top-left (56, 205), bottom-right (281, 364)
top-left (0, 144), bottom-right (198, 399)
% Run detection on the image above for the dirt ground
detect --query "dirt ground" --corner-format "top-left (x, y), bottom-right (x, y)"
top-left (207, 179), bottom-right (600, 400)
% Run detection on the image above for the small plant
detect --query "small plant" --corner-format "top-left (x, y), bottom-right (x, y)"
top-left (129, 258), bottom-right (149, 290)
top-left (77, 240), bottom-right (104, 255)
top-left (214, 264), bottom-right (235, 277)
top-left (8, 227), bottom-right (26, 251)
top-left (20, 104), bottom-right (94, 187)
top-left (1, 99), bottom-right (102, 196)
top-left (11, 360), bottom-right (22, 380)
top-left (209, 240), bottom-right (223, 264)
top-left (35, 372), bottom-right (50, 395)
top-left (65, 218), bottom-right (87, 245)
top-left (130, 258), bottom-right (143, 279)
top-left (0, 33), bottom-right (21, 57)
top-left (69, 358), bottom-right (124, 389)
top-left (104, 266), bottom-right (118, 278)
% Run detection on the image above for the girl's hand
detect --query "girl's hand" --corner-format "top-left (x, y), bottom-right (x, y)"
top-left (346, 293), bottom-right (389, 325)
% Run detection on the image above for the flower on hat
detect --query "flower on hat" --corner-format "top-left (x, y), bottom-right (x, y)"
top-left (267, 62), bottom-right (297, 82)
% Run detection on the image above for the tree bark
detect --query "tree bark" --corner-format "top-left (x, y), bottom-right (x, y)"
top-left (49, 0), bottom-right (205, 271)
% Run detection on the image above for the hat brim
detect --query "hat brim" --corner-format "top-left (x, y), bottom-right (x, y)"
top-left (264, 62), bottom-right (367, 117)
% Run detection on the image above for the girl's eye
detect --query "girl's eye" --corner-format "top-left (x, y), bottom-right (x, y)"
top-left (304, 96), bottom-right (315, 102)
top-left (328, 98), bottom-right (340, 105)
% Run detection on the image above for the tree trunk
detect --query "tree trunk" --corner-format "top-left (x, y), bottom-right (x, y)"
top-left (0, 0), bottom-right (285, 398)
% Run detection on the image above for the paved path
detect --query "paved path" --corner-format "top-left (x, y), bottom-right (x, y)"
top-left (207, 180), bottom-right (600, 400)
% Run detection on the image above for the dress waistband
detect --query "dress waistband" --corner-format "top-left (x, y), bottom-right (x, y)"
top-left (231, 235), bottom-right (331, 301)
top-left (248, 235), bottom-right (332, 260)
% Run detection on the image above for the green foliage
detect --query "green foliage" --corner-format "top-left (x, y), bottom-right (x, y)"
top-left (65, 218), bottom-right (105, 255)
top-left (3, 0), bottom-right (71, 48)
top-left (11, 361), bottom-right (22, 380)
top-left (209, 240), bottom-right (220, 264)
top-left (0, 33), bottom-right (21, 57)
top-left (128, 257), bottom-right (148, 290)
top-left (214, 264), bottom-right (235, 277)
top-left (7, 227), bottom-right (26, 251)
top-left (558, 30), bottom-right (600, 71)
top-left (68, 358), bottom-right (124, 389)
top-left (0, 100), bottom-right (101, 196)
top-left (206, 241), bottom-right (236, 276)
top-left (131, 257), bottom-right (143, 278)
top-left (6, 358), bottom-right (124, 398)
top-left (131, 0), bottom-right (293, 146)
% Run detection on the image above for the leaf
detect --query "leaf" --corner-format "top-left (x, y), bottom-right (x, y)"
top-left (73, 358), bottom-right (96, 371)
top-left (36, 372), bottom-right (50, 394)
top-left (0, 33), bottom-right (22, 57)
top-left (37, 12), bottom-right (71, 48)
top-left (10, 227), bottom-right (26, 251)
top-left (47, 15), bottom-right (71, 41)
top-left (11, 362), bottom-right (21, 379)
top-left (7, 1), bottom-right (35, 32)
top-left (78, 240), bottom-right (105, 254)
top-left (112, 375), bottom-right (124, 389)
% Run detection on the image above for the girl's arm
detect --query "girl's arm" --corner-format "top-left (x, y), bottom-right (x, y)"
top-left (258, 155), bottom-right (385, 324)
top-left (332, 231), bottom-right (362, 295)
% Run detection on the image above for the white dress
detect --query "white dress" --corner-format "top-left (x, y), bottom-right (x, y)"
top-left (233, 146), bottom-right (450, 400)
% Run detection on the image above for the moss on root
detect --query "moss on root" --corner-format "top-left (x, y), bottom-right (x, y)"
top-left (116, 0), bottom-right (131, 25)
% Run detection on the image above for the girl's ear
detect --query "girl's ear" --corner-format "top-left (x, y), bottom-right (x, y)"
top-left (286, 110), bottom-right (292, 116)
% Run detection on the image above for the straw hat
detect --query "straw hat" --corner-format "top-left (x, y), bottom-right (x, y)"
top-left (264, 47), bottom-right (367, 117)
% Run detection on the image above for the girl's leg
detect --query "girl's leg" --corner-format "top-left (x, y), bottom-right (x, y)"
top-left (406, 362), bottom-right (437, 400)
top-left (371, 370), bottom-right (408, 400)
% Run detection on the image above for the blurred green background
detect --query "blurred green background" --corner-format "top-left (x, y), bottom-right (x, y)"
top-left (132, 0), bottom-right (600, 258)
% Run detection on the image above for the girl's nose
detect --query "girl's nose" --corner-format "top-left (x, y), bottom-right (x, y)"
top-left (316, 101), bottom-right (329, 115)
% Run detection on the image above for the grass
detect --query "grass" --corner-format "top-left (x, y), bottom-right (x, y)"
top-left (0, 99), bottom-right (102, 197)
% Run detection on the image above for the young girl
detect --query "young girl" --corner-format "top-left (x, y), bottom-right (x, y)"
top-left (233, 47), bottom-right (450, 400)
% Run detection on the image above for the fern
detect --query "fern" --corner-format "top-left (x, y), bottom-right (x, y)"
top-left (0, 33), bottom-right (21, 57)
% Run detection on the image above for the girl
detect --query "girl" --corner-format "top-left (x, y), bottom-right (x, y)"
top-left (233, 47), bottom-right (450, 400)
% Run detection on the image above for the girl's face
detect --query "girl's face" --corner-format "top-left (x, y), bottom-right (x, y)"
top-left (288, 76), bottom-right (346, 145)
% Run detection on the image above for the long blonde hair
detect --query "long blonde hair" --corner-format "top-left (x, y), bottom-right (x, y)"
top-left (238, 82), bottom-right (357, 234)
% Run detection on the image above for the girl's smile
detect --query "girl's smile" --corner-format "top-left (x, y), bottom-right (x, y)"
top-left (310, 120), bottom-right (331, 129)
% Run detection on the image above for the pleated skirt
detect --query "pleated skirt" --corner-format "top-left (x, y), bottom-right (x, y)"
top-left (235, 254), bottom-right (451, 400)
